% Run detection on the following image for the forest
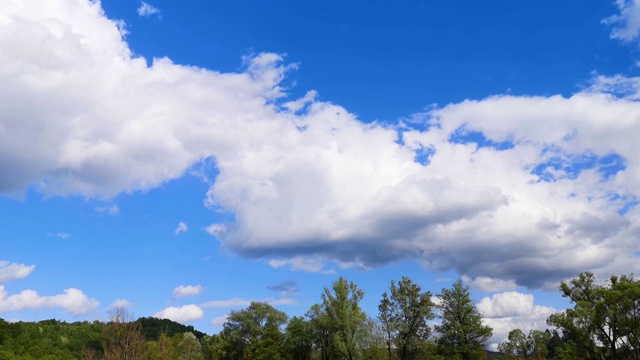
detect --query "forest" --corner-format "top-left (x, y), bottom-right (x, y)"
top-left (0, 272), bottom-right (638, 360)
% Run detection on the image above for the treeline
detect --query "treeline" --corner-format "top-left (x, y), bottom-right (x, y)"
top-left (0, 312), bottom-right (207, 360)
top-left (0, 272), bottom-right (638, 360)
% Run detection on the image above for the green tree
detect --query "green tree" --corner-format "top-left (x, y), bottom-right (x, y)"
top-left (283, 316), bottom-right (313, 360)
top-left (320, 276), bottom-right (368, 360)
top-left (359, 318), bottom-right (387, 360)
top-left (305, 304), bottom-right (334, 360)
top-left (178, 332), bottom-right (204, 360)
top-left (497, 329), bottom-right (549, 360)
top-left (546, 272), bottom-right (640, 360)
top-left (221, 301), bottom-right (288, 360)
top-left (435, 279), bottom-right (493, 360)
top-left (498, 329), bottom-right (528, 359)
top-left (378, 276), bottom-right (435, 360)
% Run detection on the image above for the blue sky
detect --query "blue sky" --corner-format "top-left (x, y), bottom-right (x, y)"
top-left (2, 0), bottom-right (640, 348)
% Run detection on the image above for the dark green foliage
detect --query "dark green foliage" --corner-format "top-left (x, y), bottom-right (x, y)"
top-left (0, 318), bottom-right (102, 359)
top-left (435, 279), bottom-right (493, 360)
top-left (319, 276), bottom-right (368, 360)
top-left (283, 316), bottom-right (313, 360)
top-left (137, 317), bottom-right (206, 341)
top-left (0, 316), bottom-right (209, 360)
top-left (378, 276), bottom-right (435, 360)
top-left (220, 301), bottom-right (288, 360)
top-left (546, 272), bottom-right (640, 360)
top-left (497, 329), bottom-right (549, 359)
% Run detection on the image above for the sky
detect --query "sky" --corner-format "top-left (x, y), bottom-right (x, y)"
top-left (2, 0), bottom-right (640, 349)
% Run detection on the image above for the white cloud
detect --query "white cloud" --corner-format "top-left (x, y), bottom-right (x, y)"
top-left (0, 286), bottom-right (99, 316)
top-left (268, 256), bottom-right (335, 274)
top-left (153, 304), bottom-right (204, 324)
top-left (462, 276), bottom-right (518, 293)
top-left (603, 0), bottom-right (640, 42)
top-left (3, 0), bottom-right (640, 289)
top-left (477, 292), bottom-right (558, 350)
top-left (210, 315), bottom-right (228, 327)
top-left (137, 1), bottom-right (160, 18)
top-left (95, 204), bottom-right (120, 216)
top-left (175, 222), bottom-right (188, 235)
top-left (48, 232), bottom-right (71, 239)
top-left (173, 285), bottom-right (202, 298)
top-left (109, 299), bottom-right (132, 308)
top-left (0, 262), bottom-right (35, 282)
top-left (201, 297), bottom-right (296, 308)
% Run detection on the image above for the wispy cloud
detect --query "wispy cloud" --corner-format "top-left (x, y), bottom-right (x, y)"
top-left (48, 232), bottom-right (71, 240)
top-left (109, 298), bottom-right (133, 309)
top-left (603, 0), bottom-right (640, 42)
top-left (137, 1), bottom-right (161, 18)
top-left (175, 222), bottom-right (188, 235)
top-left (210, 315), bottom-right (228, 327)
top-left (95, 204), bottom-right (120, 216)
top-left (268, 257), bottom-right (335, 274)
top-left (267, 280), bottom-right (299, 296)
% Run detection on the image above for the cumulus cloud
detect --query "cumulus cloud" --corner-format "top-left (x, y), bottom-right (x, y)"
top-left (137, 1), bottom-right (160, 18)
top-left (109, 299), bottom-right (132, 308)
top-left (477, 291), bottom-right (558, 350)
top-left (603, 0), bottom-right (640, 42)
top-left (153, 304), bottom-right (204, 324)
top-left (267, 280), bottom-right (299, 296)
top-left (175, 222), bottom-right (188, 235)
top-left (3, 0), bottom-right (640, 290)
top-left (173, 285), bottom-right (202, 298)
top-left (201, 297), bottom-right (297, 308)
top-left (0, 286), bottom-right (99, 316)
top-left (0, 262), bottom-right (35, 282)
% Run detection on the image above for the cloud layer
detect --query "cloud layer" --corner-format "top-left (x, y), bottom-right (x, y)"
top-left (2, 0), bottom-right (640, 289)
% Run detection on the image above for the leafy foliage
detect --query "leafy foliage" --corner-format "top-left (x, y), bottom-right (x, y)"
top-left (220, 301), bottom-right (288, 360)
top-left (435, 279), bottom-right (493, 360)
top-left (546, 272), bottom-right (640, 360)
top-left (378, 276), bottom-right (435, 360)
top-left (320, 276), bottom-right (368, 360)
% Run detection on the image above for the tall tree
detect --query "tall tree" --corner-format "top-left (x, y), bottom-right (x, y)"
top-left (220, 301), bottom-right (288, 360)
top-left (547, 272), bottom-right (640, 360)
top-left (320, 276), bottom-right (367, 360)
top-left (102, 308), bottom-right (145, 360)
top-left (435, 279), bottom-right (493, 360)
top-left (378, 276), bottom-right (434, 360)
